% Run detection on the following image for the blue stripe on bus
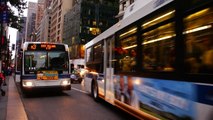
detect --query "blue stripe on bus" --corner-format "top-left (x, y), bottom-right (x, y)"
top-left (21, 74), bottom-right (70, 80)
top-left (21, 75), bottom-right (36, 79)
top-left (59, 74), bottom-right (70, 78)
top-left (195, 84), bottom-right (213, 105)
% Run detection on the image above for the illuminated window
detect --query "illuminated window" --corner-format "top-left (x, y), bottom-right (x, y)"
top-left (119, 27), bottom-right (137, 39)
top-left (142, 10), bottom-right (175, 29)
top-left (117, 27), bottom-right (137, 72)
top-left (184, 7), bottom-right (213, 74)
top-left (142, 22), bottom-right (175, 72)
top-left (89, 27), bottom-right (101, 35)
top-left (93, 21), bottom-right (97, 26)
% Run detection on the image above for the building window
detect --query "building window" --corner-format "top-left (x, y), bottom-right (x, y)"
top-left (93, 21), bottom-right (97, 26)
top-left (87, 20), bottom-right (90, 25)
top-left (88, 9), bottom-right (91, 15)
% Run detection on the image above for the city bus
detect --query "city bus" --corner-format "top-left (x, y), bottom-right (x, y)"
top-left (84, 0), bottom-right (213, 120)
top-left (20, 42), bottom-right (71, 93)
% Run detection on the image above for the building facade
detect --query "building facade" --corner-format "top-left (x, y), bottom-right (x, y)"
top-left (36, 0), bottom-right (52, 42)
top-left (39, 8), bottom-right (51, 42)
top-left (116, 0), bottom-right (135, 20)
top-left (44, 0), bottom-right (52, 8)
top-left (35, 0), bottom-right (45, 41)
top-left (35, 0), bottom-right (45, 29)
top-left (49, 0), bottom-right (74, 43)
top-left (25, 2), bottom-right (37, 42)
top-left (63, 0), bottom-right (119, 68)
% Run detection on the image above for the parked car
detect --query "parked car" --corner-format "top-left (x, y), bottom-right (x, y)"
top-left (70, 69), bottom-right (83, 84)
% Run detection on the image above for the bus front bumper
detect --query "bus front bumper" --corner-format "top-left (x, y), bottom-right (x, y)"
top-left (22, 79), bottom-right (71, 90)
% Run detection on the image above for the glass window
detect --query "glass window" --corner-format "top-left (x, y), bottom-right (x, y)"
top-left (86, 47), bottom-right (93, 62)
top-left (117, 27), bottom-right (137, 72)
top-left (184, 7), bottom-right (213, 74)
top-left (24, 52), bottom-right (46, 73)
top-left (119, 27), bottom-right (137, 39)
top-left (49, 52), bottom-right (69, 73)
top-left (142, 22), bottom-right (175, 71)
top-left (116, 34), bottom-right (137, 72)
top-left (86, 43), bottom-right (104, 73)
top-left (94, 43), bottom-right (103, 62)
top-left (142, 10), bottom-right (175, 29)
top-left (24, 51), bottom-right (69, 74)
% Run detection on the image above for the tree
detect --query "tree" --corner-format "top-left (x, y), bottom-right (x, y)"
top-left (5, 0), bottom-right (27, 30)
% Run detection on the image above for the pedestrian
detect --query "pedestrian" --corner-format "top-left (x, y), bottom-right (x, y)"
top-left (0, 72), bottom-right (6, 96)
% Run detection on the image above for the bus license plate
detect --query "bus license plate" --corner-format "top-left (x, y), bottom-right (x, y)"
top-left (37, 71), bottom-right (58, 80)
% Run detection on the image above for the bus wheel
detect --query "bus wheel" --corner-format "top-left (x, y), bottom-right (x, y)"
top-left (92, 80), bottom-right (99, 101)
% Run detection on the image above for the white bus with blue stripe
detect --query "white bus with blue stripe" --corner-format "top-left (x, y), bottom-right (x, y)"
top-left (20, 42), bottom-right (71, 93)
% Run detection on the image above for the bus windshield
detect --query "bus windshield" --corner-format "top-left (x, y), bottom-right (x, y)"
top-left (24, 51), bottom-right (69, 74)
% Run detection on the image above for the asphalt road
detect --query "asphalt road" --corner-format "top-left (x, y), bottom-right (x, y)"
top-left (17, 83), bottom-right (138, 120)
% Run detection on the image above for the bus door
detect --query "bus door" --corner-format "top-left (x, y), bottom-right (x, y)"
top-left (104, 36), bottom-right (115, 104)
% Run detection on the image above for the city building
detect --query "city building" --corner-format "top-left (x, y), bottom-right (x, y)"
top-left (63, 0), bottom-right (119, 68)
top-left (49, 0), bottom-right (74, 43)
top-left (39, 8), bottom-right (51, 42)
top-left (116, 0), bottom-right (135, 20)
top-left (44, 0), bottom-right (52, 8)
top-left (36, 0), bottom-right (52, 42)
top-left (35, 0), bottom-right (45, 29)
top-left (35, 0), bottom-right (45, 41)
top-left (25, 2), bottom-right (37, 42)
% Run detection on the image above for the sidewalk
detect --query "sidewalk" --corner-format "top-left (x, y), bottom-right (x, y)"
top-left (0, 76), bottom-right (8, 120)
top-left (0, 75), bottom-right (28, 120)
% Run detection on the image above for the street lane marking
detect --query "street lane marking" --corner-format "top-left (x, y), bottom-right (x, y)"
top-left (72, 87), bottom-right (88, 94)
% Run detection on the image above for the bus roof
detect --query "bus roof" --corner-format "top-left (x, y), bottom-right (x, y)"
top-left (85, 0), bottom-right (173, 48)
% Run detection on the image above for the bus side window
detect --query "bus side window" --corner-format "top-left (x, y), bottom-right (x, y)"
top-left (184, 7), bottom-right (213, 74)
top-left (199, 36), bottom-right (213, 73)
top-left (142, 22), bottom-right (175, 72)
top-left (116, 34), bottom-right (137, 72)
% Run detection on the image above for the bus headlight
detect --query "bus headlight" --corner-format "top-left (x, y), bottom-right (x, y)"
top-left (61, 80), bottom-right (70, 86)
top-left (23, 81), bottom-right (34, 87)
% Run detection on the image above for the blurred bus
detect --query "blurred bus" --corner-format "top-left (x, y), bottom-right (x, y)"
top-left (20, 42), bottom-right (71, 94)
top-left (84, 0), bottom-right (213, 119)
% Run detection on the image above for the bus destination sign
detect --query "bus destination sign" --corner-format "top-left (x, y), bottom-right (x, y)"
top-left (27, 43), bottom-right (65, 51)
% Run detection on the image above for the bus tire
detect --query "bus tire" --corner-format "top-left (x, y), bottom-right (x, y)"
top-left (91, 80), bottom-right (99, 102)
